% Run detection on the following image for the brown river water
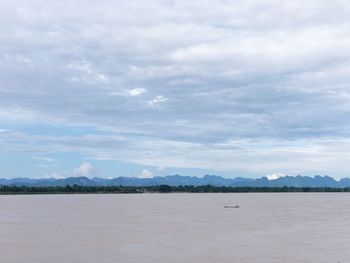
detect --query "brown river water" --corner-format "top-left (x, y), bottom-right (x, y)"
top-left (0, 193), bottom-right (349, 263)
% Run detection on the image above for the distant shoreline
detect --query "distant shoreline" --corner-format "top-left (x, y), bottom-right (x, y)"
top-left (1, 185), bottom-right (350, 195)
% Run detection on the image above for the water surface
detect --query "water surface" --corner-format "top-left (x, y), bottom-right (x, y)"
top-left (0, 193), bottom-right (349, 263)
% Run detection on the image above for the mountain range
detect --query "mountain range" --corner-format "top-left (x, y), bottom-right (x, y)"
top-left (1, 175), bottom-right (350, 188)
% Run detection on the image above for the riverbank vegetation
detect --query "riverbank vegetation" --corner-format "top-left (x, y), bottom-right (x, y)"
top-left (1, 184), bottom-right (350, 194)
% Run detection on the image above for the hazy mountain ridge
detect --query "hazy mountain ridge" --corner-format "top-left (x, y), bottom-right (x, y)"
top-left (1, 175), bottom-right (350, 187)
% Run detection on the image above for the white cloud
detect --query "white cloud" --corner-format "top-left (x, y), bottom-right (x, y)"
top-left (73, 162), bottom-right (94, 177)
top-left (3, 128), bottom-right (350, 178)
top-left (267, 173), bottom-right (287, 180)
top-left (140, 169), bottom-right (153, 178)
top-left (44, 172), bottom-right (66, 179)
top-left (127, 88), bottom-right (146, 97)
top-left (67, 60), bottom-right (108, 84)
top-left (32, 156), bottom-right (54, 162)
top-left (3, 0), bottom-right (350, 177)
top-left (148, 95), bottom-right (168, 107)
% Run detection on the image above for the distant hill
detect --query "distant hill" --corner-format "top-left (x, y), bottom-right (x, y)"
top-left (1, 174), bottom-right (350, 187)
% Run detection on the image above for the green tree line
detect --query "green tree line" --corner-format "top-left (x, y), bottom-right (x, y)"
top-left (1, 184), bottom-right (350, 194)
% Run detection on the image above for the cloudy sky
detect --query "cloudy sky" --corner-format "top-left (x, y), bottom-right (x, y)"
top-left (1, 0), bottom-right (350, 179)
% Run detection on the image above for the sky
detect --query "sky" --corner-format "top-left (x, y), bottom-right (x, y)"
top-left (1, 0), bottom-right (350, 179)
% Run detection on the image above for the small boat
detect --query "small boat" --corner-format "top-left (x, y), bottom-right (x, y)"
top-left (224, 205), bottom-right (240, 208)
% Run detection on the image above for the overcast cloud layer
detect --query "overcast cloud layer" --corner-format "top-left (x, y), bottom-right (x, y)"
top-left (1, 0), bottom-right (350, 178)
